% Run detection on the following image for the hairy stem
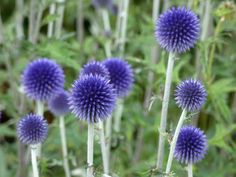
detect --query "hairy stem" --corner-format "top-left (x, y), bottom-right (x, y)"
top-left (87, 123), bottom-right (94, 177)
top-left (15, 0), bottom-right (24, 39)
top-left (31, 145), bottom-right (39, 177)
top-left (55, 0), bottom-right (66, 39)
top-left (59, 116), bottom-right (71, 177)
top-left (165, 109), bottom-right (187, 176)
top-left (187, 163), bottom-right (193, 177)
top-left (99, 122), bottom-right (109, 175)
top-left (47, 3), bottom-right (56, 38)
top-left (76, 0), bottom-right (84, 43)
top-left (36, 101), bottom-right (44, 157)
top-left (113, 99), bottom-right (124, 133)
top-left (156, 52), bottom-right (176, 170)
top-left (28, 0), bottom-right (36, 42)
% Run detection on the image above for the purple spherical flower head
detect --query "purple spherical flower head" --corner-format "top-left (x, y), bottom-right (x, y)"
top-left (103, 58), bottom-right (134, 98)
top-left (22, 58), bottom-right (65, 101)
top-left (48, 90), bottom-right (70, 116)
top-left (175, 79), bottom-right (207, 112)
top-left (80, 60), bottom-right (110, 79)
top-left (92, 0), bottom-right (113, 8)
top-left (17, 114), bottom-right (48, 145)
top-left (69, 75), bottom-right (116, 123)
top-left (174, 126), bottom-right (207, 164)
top-left (155, 7), bottom-right (200, 53)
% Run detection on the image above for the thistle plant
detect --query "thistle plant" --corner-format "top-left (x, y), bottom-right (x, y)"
top-left (48, 90), bottom-right (71, 177)
top-left (17, 114), bottom-right (48, 177)
top-left (165, 79), bottom-right (207, 176)
top-left (69, 75), bottom-right (116, 177)
top-left (174, 126), bottom-right (208, 177)
top-left (155, 7), bottom-right (200, 170)
top-left (22, 58), bottom-right (65, 156)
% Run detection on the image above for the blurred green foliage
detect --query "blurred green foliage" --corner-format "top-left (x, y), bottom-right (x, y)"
top-left (0, 0), bottom-right (236, 177)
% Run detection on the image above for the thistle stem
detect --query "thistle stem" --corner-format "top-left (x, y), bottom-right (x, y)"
top-left (113, 99), bottom-right (124, 133)
top-left (165, 109), bottom-right (187, 176)
top-left (59, 116), bottom-right (71, 177)
top-left (99, 122), bottom-right (109, 175)
top-left (36, 101), bottom-right (44, 157)
top-left (105, 115), bottom-right (112, 169)
top-left (15, 0), bottom-right (24, 39)
top-left (76, 0), bottom-right (84, 43)
top-left (47, 3), bottom-right (56, 38)
top-left (187, 163), bottom-right (193, 177)
top-left (101, 9), bottom-right (112, 58)
top-left (55, 0), bottom-right (66, 39)
top-left (30, 145), bottom-right (39, 177)
top-left (28, 0), bottom-right (36, 42)
top-left (156, 52), bottom-right (176, 170)
top-left (87, 123), bottom-right (94, 177)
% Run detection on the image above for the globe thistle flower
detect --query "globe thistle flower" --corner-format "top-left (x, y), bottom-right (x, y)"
top-left (174, 126), bottom-right (207, 164)
top-left (155, 7), bottom-right (200, 53)
top-left (92, 0), bottom-right (113, 9)
top-left (69, 75), bottom-right (116, 123)
top-left (175, 79), bottom-right (207, 112)
top-left (17, 114), bottom-right (48, 145)
top-left (48, 90), bottom-right (70, 116)
top-left (103, 58), bottom-right (134, 97)
top-left (22, 58), bottom-right (65, 101)
top-left (80, 60), bottom-right (110, 79)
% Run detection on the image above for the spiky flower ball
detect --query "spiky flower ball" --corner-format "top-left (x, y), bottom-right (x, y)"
top-left (22, 58), bottom-right (65, 101)
top-left (48, 90), bottom-right (70, 116)
top-left (17, 114), bottom-right (48, 145)
top-left (80, 60), bottom-right (109, 79)
top-left (69, 75), bottom-right (116, 123)
top-left (174, 126), bottom-right (207, 164)
top-left (103, 58), bottom-right (134, 97)
top-left (175, 79), bottom-right (206, 112)
top-left (155, 7), bottom-right (200, 53)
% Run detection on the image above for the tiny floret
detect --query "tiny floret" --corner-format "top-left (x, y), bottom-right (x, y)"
top-left (69, 75), bottom-right (116, 123)
top-left (174, 126), bottom-right (207, 164)
top-left (80, 60), bottom-right (109, 79)
top-left (17, 114), bottom-right (48, 145)
top-left (22, 58), bottom-right (65, 101)
top-left (155, 7), bottom-right (200, 53)
top-left (103, 58), bottom-right (134, 97)
top-left (175, 79), bottom-right (207, 112)
top-left (48, 90), bottom-right (70, 116)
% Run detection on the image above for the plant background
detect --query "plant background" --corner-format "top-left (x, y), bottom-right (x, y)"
top-left (1, 0), bottom-right (236, 176)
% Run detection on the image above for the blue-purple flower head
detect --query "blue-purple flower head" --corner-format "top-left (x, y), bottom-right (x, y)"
top-left (174, 126), bottom-right (207, 164)
top-left (155, 7), bottom-right (200, 53)
top-left (103, 58), bottom-right (134, 98)
top-left (80, 60), bottom-right (109, 79)
top-left (92, 0), bottom-right (113, 8)
top-left (48, 90), bottom-right (70, 116)
top-left (17, 114), bottom-right (48, 145)
top-left (69, 75), bottom-right (116, 123)
top-left (175, 79), bottom-right (207, 112)
top-left (22, 58), bottom-right (65, 101)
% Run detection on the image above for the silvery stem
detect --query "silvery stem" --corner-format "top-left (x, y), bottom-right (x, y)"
top-left (15, 0), bottom-right (24, 39)
top-left (105, 115), bottom-right (112, 169)
top-left (36, 101), bottom-right (44, 157)
top-left (55, 0), bottom-right (65, 39)
top-left (99, 122), bottom-right (109, 175)
top-left (87, 123), bottom-right (94, 177)
top-left (31, 145), bottom-right (39, 177)
top-left (156, 52), bottom-right (175, 170)
top-left (47, 3), bottom-right (56, 38)
top-left (165, 109), bottom-right (187, 176)
top-left (59, 116), bottom-right (71, 177)
top-left (101, 9), bottom-right (111, 57)
top-left (187, 163), bottom-right (193, 177)
top-left (113, 99), bottom-right (124, 133)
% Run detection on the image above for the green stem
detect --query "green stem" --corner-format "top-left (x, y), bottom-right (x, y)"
top-left (113, 99), bottom-right (124, 133)
top-left (30, 145), bottom-right (39, 177)
top-left (156, 52), bottom-right (176, 170)
top-left (165, 109), bottom-right (187, 176)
